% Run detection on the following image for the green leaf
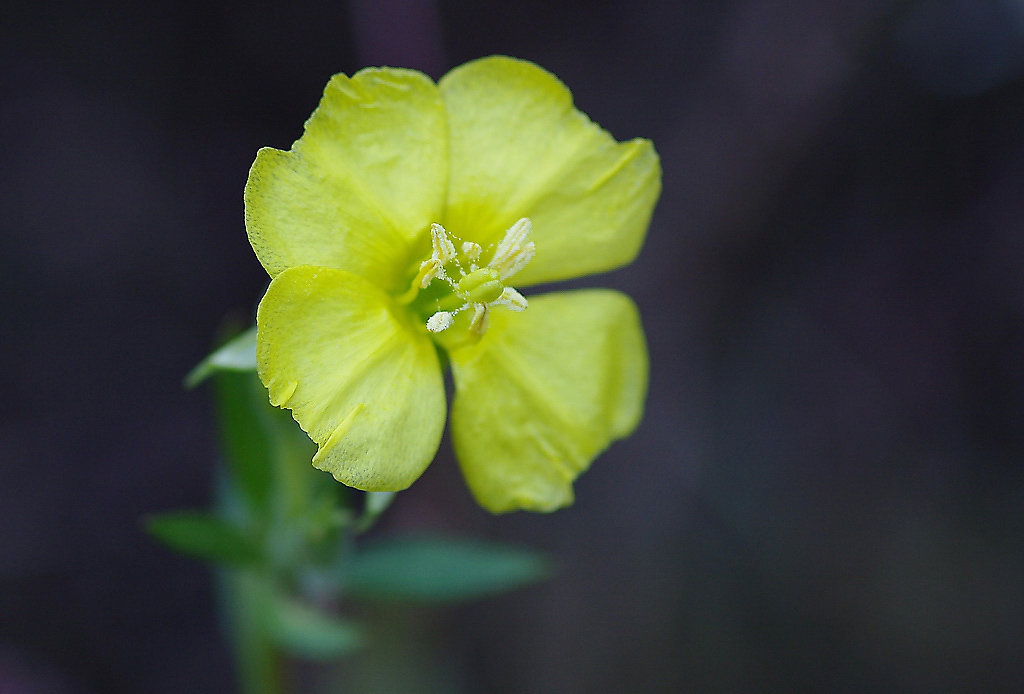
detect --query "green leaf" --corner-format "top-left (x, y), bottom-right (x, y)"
top-left (185, 325), bottom-right (258, 389)
top-left (146, 511), bottom-right (261, 567)
top-left (344, 535), bottom-right (551, 603)
top-left (265, 593), bottom-right (363, 660)
top-left (214, 371), bottom-right (276, 516)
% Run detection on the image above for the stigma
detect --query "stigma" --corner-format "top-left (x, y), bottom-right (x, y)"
top-left (420, 218), bottom-right (534, 336)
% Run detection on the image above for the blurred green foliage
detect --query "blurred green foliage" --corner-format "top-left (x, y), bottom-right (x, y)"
top-left (146, 328), bottom-right (550, 693)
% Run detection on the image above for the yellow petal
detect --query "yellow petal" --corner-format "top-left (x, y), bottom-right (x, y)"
top-left (257, 266), bottom-right (446, 491)
top-left (439, 56), bottom-right (660, 286)
top-left (448, 290), bottom-right (648, 513)
top-left (246, 68), bottom-right (447, 293)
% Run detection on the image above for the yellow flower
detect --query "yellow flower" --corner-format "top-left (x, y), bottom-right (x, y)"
top-left (246, 56), bottom-right (660, 513)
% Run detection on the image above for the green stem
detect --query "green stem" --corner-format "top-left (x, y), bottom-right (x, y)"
top-left (221, 569), bottom-right (286, 694)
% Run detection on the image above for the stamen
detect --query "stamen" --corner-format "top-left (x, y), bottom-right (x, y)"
top-left (418, 258), bottom-right (441, 288)
top-left (489, 218), bottom-right (532, 277)
top-left (493, 287), bottom-right (528, 311)
top-left (468, 304), bottom-right (489, 335)
top-left (462, 241), bottom-right (482, 261)
top-left (426, 311), bottom-right (454, 333)
top-left (496, 241), bottom-right (535, 280)
top-left (430, 223), bottom-right (456, 264)
top-left (418, 219), bottom-right (535, 337)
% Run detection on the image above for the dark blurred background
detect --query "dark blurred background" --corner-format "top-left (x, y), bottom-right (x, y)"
top-left (3, 0), bottom-right (1024, 691)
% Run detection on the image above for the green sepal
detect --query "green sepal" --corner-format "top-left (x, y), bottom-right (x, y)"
top-left (185, 325), bottom-right (258, 389)
top-left (145, 511), bottom-right (261, 567)
top-left (353, 491), bottom-right (396, 534)
top-left (344, 535), bottom-right (551, 603)
top-left (264, 591), bottom-right (363, 660)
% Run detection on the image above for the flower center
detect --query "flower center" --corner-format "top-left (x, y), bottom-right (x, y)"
top-left (412, 218), bottom-right (534, 337)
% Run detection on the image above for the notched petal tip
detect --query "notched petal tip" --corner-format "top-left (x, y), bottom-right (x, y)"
top-left (268, 379), bottom-right (299, 408)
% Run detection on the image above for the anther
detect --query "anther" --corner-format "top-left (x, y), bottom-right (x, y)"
top-left (498, 241), bottom-right (534, 280)
top-left (430, 223), bottom-right (456, 264)
top-left (426, 311), bottom-right (454, 333)
top-left (468, 304), bottom-right (489, 335)
top-left (418, 257), bottom-right (441, 288)
top-left (494, 287), bottom-right (528, 311)
top-left (489, 218), bottom-right (535, 280)
top-left (462, 241), bottom-right (482, 261)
